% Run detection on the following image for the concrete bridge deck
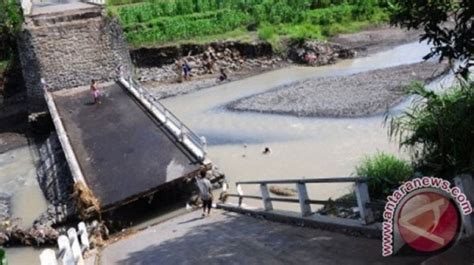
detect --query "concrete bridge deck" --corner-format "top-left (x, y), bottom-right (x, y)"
top-left (51, 82), bottom-right (201, 209)
top-left (99, 209), bottom-right (430, 265)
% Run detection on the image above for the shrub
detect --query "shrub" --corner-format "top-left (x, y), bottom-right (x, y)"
top-left (356, 152), bottom-right (413, 200)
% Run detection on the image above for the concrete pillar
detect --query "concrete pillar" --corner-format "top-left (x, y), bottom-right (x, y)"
top-left (297, 183), bottom-right (312, 217)
top-left (355, 181), bottom-right (374, 224)
top-left (260, 184), bottom-right (273, 211)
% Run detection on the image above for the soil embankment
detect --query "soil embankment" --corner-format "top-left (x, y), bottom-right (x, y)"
top-left (227, 62), bottom-right (449, 118)
top-left (134, 41), bottom-right (286, 99)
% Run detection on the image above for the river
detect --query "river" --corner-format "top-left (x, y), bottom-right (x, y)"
top-left (0, 146), bottom-right (48, 264)
top-left (159, 41), bottom-right (452, 209)
top-left (2, 41), bottom-right (454, 263)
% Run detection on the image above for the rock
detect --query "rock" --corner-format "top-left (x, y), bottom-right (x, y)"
top-left (287, 40), bottom-right (355, 66)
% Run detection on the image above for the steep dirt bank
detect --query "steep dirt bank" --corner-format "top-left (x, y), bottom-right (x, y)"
top-left (135, 41), bottom-right (287, 99)
top-left (227, 62), bottom-right (449, 118)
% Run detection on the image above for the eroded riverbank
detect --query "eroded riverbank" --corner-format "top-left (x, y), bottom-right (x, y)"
top-left (140, 26), bottom-right (424, 100)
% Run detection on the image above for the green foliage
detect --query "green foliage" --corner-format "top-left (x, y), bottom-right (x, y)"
top-left (112, 0), bottom-right (390, 46)
top-left (257, 24), bottom-right (275, 41)
top-left (356, 152), bottom-right (413, 200)
top-left (278, 23), bottom-right (323, 40)
top-left (125, 10), bottom-right (252, 46)
top-left (0, 60), bottom-right (8, 72)
top-left (0, 249), bottom-right (6, 265)
top-left (388, 82), bottom-right (474, 179)
top-left (0, 0), bottom-right (23, 60)
top-left (391, 0), bottom-right (473, 78)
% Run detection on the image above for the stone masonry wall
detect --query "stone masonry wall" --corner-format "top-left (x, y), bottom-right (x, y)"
top-left (18, 7), bottom-right (132, 112)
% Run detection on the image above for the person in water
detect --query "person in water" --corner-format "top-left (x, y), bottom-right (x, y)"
top-left (90, 79), bottom-right (101, 104)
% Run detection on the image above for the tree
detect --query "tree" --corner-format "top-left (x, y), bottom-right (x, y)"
top-left (0, 0), bottom-right (23, 60)
top-left (390, 0), bottom-right (473, 79)
top-left (387, 82), bottom-right (474, 179)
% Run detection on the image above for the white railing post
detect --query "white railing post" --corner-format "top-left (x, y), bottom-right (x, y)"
top-left (297, 182), bottom-right (312, 217)
top-left (179, 125), bottom-right (186, 142)
top-left (78, 222), bottom-right (90, 252)
top-left (58, 235), bottom-right (75, 265)
top-left (260, 183), bottom-right (273, 211)
top-left (39, 249), bottom-right (58, 265)
top-left (355, 181), bottom-right (374, 224)
top-left (237, 184), bottom-right (244, 207)
top-left (164, 109), bottom-right (169, 123)
top-left (68, 228), bottom-right (84, 265)
top-left (200, 136), bottom-right (207, 155)
top-left (21, 0), bottom-right (32, 16)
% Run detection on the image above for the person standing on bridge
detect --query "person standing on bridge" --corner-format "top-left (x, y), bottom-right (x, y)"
top-left (90, 79), bottom-right (101, 105)
top-left (196, 169), bottom-right (213, 217)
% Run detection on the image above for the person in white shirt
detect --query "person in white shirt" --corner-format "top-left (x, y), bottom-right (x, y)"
top-left (196, 169), bottom-right (213, 217)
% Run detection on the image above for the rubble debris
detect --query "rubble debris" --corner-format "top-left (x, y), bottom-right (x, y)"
top-left (269, 186), bottom-right (297, 197)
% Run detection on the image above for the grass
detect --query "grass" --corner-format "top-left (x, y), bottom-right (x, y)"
top-left (133, 27), bottom-right (254, 48)
top-left (356, 152), bottom-right (413, 200)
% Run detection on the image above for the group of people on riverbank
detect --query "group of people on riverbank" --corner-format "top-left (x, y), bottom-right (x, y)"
top-left (175, 47), bottom-right (229, 83)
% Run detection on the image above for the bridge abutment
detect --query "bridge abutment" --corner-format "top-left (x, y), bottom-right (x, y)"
top-left (17, 3), bottom-right (132, 112)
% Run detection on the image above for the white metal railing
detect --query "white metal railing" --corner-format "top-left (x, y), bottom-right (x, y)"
top-left (81, 0), bottom-right (106, 5)
top-left (21, 0), bottom-right (32, 16)
top-left (225, 177), bottom-right (375, 225)
top-left (39, 222), bottom-right (90, 265)
top-left (118, 76), bottom-right (207, 162)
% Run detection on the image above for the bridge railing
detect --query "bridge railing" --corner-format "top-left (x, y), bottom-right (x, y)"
top-left (39, 222), bottom-right (90, 265)
top-left (224, 177), bottom-right (376, 224)
top-left (81, 0), bottom-right (106, 5)
top-left (119, 76), bottom-right (207, 162)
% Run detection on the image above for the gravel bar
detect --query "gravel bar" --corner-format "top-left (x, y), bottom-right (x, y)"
top-left (227, 62), bottom-right (449, 118)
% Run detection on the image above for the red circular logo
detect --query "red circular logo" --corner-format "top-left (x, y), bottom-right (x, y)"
top-left (397, 191), bottom-right (460, 252)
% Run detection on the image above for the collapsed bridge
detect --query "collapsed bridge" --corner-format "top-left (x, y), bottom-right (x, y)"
top-left (18, 2), bottom-right (209, 211)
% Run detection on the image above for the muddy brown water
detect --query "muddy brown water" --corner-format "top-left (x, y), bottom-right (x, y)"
top-left (1, 41), bottom-right (455, 263)
top-left (158, 41), bottom-right (453, 210)
top-left (0, 146), bottom-right (48, 264)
